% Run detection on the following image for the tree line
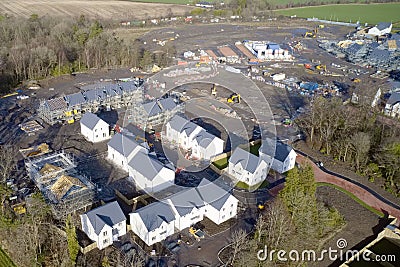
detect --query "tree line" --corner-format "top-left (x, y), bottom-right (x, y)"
top-left (296, 96), bottom-right (400, 197)
top-left (0, 14), bottom-right (176, 95)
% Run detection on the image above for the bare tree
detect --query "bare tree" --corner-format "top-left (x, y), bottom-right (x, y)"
top-left (229, 228), bottom-right (248, 265)
top-left (0, 145), bottom-right (17, 183)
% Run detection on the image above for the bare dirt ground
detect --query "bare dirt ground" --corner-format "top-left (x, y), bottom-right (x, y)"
top-left (0, 0), bottom-right (192, 20)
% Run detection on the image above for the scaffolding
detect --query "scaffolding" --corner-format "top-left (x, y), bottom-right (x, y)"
top-left (38, 79), bottom-right (144, 125)
top-left (25, 151), bottom-right (96, 218)
top-left (127, 97), bottom-right (185, 130)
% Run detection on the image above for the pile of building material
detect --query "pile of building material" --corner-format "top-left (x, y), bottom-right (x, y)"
top-left (19, 120), bottom-right (43, 135)
top-left (243, 41), bottom-right (292, 61)
top-left (19, 143), bottom-right (51, 158)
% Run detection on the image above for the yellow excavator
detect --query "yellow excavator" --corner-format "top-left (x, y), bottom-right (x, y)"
top-left (227, 93), bottom-right (241, 103)
top-left (211, 84), bottom-right (217, 97)
top-left (304, 27), bottom-right (318, 38)
top-left (316, 64), bottom-right (326, 72)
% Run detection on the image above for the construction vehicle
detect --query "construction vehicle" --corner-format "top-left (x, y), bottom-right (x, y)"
top-left (195, 61), bottom-right (209, 67)
top-left (304, 27), bottom-right (318, 38)
top-left (353, 78), bottom-right (361, 83)
top-left (316, 64), bottom-right (327, 72)
top-left (189, 227), bottom-right (205, 241)
top-left (318, 24), bottom-right (325, 29)
top-left (211, 84), bottom-right (217, 97)
top-left (257, 202), bottom-right (265, 210)
top-left (227, 93), bottom-right (241, 103)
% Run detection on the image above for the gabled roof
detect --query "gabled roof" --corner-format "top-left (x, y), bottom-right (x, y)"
top-left (134, 201), bottom-right (175, 231)
top-left (193, 130), bottom-right (218, 149)
top-left (168, 188), bottom-right (204, 216)
top-left (143, 98), bottom-right (178, 117)
top-left (196, 179), bottom-right (235, 210)
top-left (107, 133), bottom-right (145, 158)
top-left (369, 49), bottom-right (390, 61)
top-left (259, 138), bottom-right (294, 162)
top-left (377, 22), bottom-right (392, 31)
top-left (50, 174), bottom-right (86, 201)
top-left (167, 115), bottom-right (189, 132)
top-left (167, 115), bottom-right (200, 136)
top-left (80, 112), bottom-right (107, 130)
top-left (45, 97), bottom-right (68, 111)
top-left (85, 201), bottom-right (126, 235)
top-left (65, 92), bottom-right (86, 107)
top-left (229, 147), bottom-right (260, 173)
top-left (128, 151), bottom-right (165, 181)
top-left (347, 43), bottom-right (363, 54)
top-left (387, 92), bottom-right (400, 105)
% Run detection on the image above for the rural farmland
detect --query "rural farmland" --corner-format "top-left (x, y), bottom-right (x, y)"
top-left (275, 3), bottom-right (400, 25)
top-left (0, 0), bottom-right (192, 20)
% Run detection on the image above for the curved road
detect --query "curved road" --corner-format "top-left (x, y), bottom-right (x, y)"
top-left (295, 149), bottom-right (400, 218)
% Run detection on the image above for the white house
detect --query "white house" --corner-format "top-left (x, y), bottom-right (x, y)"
top-left (196, 179), bottom-right (239, 225)
top-left (80, 201), bottom-right (126, 250)
top-left (165, 115), bottom-right (223, 160)
top-left (167, 188), bottom-right (205, 231)
top-left (130, 201), bottom-right (176, 246)
top-left (129, 179), bottom-right (239, 245)
top-left (385, 92), bottom-right (400, 118)
top-left (128, 151), bottom-right (175, 193)
top-left (228, 147), bottom-right (269, 186)
top-left (107, 133), bottom-right (147, 172)
top-left (80, 112), bottom-right (110, 143)
top-left (259, 138), bottom-right (297, 174)
top-left (191, 130), bottom-right (224, 160)
top-left (368, 22), bottom-right (392, 36)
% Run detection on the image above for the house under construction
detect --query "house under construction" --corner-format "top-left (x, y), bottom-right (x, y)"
top-left (38, 79), bottom-right (144, 125)
top-left (25, 151), bottom-right (96, 218)
top-left (127, 97), bottom-right (184, 130)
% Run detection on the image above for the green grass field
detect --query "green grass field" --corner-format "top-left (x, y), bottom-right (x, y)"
top-left (275, 3), bottom-right (400, 25)
top-left (213, 156), bottom-right (229, 169)
top-left (0, 248), bottom-right (16, 267)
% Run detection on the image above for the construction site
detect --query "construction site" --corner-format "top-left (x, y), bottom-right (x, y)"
top-left (25, 151), bottom-right (96, 218)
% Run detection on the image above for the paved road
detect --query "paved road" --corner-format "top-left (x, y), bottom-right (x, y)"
top-left (295, 150), bottom-right (400, 219)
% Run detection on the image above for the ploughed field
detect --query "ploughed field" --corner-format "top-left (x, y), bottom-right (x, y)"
top-left (0, 0), bottom-right (192, 20)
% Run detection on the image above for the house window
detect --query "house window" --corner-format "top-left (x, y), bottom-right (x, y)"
top-left (231, 204), bottom-right (234, 207)
top-left (118, 222), bottom-right (122, 227)
top-left (103, 133), bottom-right (106, 137)
top-left (191, 215), bottom-right (200, 220)
top-left (103, 231), bottom-right (107, 236)
top-left (103, 239), bottom-right (108, 244)
top-left (96, 135), bottom-right (98, 138)
top-left (95, 129), bottom-right (97, 132)
top-left (230, 211), bottom-right (232, 216)
top-left (160, 230), bottom-right (167, 235)
top-left (152, 236), bottom-right (156, 241)
top-left (222, 208), bottom-right (225, 211)
top-left (222, 215), bottom-right (225, 219)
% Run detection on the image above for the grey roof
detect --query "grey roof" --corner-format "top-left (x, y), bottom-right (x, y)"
top-left (167, 115), bottom-right (189, 132)
top-left (168, 188), bottom-right (204, 216)
top-left (167, 115), bottom-right (200, 136)
top-left (259, 138), bottom-right (293, 162)
top-left (84, 89), bottom-right (104, 102)
top-left (347, 43), bottom-right (363, 55)
top-left (369, 49), bottom-right (391, 61)
top-left (229, 147), bottom-right (260, 173)
top-left (65, 92), bottom-right (86, 107)
top-left (143, 98), bottom-right (178, 117)
top-left (107, 133), bottom-right (145, 158)
top-left (85, 201), bottom-right (125, 235)
top-left (80, 112), bottom-right (105, 130)
top-left (45, 97), bottom-right (68, 111)
top-left (196, 179), bottom-right (233, 210)
top-left (128, 151), bottom-right (165, 181)
top-left (134, 201), bottom-right (175, 231)
top-left (377, 22), bottom-right (392, 31)
top-left (193, 130), bottom-right (218, 149)
top-left (387, 92), bottom-right (400, 105)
